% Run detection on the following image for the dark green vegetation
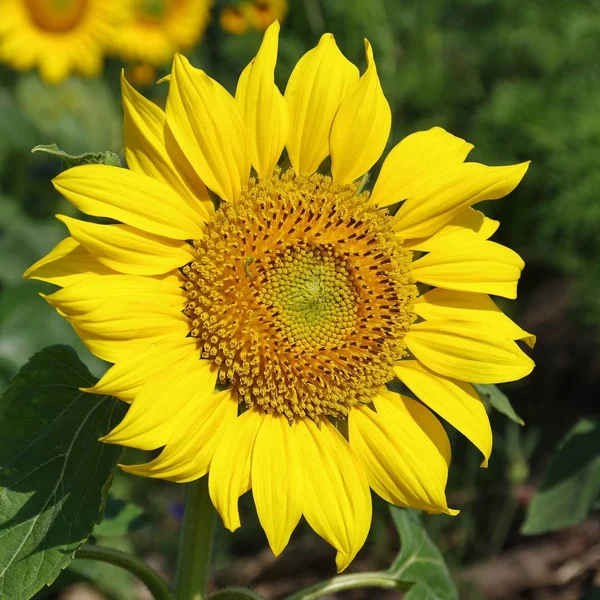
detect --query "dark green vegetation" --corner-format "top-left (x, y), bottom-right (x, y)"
top-left (0, 0), bottom-right (599, 598)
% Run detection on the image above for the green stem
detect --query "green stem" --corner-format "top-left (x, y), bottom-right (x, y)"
top-left (285, 572), bottom-right (410, 600)
top-left (175, 476), bottom-right (216, 600)
top-left (75, 544), bottom-right (173, 600)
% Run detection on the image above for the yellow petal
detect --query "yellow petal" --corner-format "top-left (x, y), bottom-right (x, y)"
top-left (166, 54), bottom-right (251, 202)
top-left (414, 288), bottom-right (536, 348)
top-left (122, 72), bottom-right (213, 219)
top-left (295, 418), bottom-right (371, 572)
top-left (44, 274), bottom-right (184, 317)
top-left (330, 40), bottom-right (391, 186)
top-left (57, 215), bottom-right (194, 276)
top-left (285, 34), bottom-right (359, 177)
top-left (209, 408), bottom-right (264, 531)
top-left (394, 361), bottom-right (492, 466)
top-left (236, 21), bottom-right (287, 180)
top-left (85, 334), bottom-right (198, 402)
top-left (410, 239), bottom-right (524, 299)
top-left (121, 389), bottom-right (238, 481)
top-left (101, 358), bottom-right (217, 450)
top-left (371, 127), bottom-right (474, 208)
top-left (350, 390), bottom-right (458, 514)
top-left (252, 414), bottom-right (303, 556)
top-left (23, 237), bottom-right (116, 287)
top-left (70, 297), bottom-right (189, 363)
top-left (406, 320), bottom-right (535, 384)
top-left (394, 161), bottom-right (530, 239)
top-left (479, 215), bottom-right (501, 239)
top-left (54, 164), bottom-right (204, 240)
top-left (403, 208), bottom-right (499, 252)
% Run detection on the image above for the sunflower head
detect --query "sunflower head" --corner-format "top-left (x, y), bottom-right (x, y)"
top-left (220, 0), bottom-right (286, 35)
top-left (25, 21), bottom-right (534, 571)
top-left (0, 0), bottom-right (124, 84)
top-left (114, 0), bottom-right (212, 67)
top-left (183, 167), bottom-right (416, 422)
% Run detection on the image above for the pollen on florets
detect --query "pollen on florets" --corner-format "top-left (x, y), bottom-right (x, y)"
top-left (182, 168), bottom-right (416, 422)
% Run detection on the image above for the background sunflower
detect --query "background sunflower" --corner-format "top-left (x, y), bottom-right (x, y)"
top-left (0, 0), bottom-right (124, 84)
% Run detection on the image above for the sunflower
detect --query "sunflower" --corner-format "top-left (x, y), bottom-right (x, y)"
top-left (114, 0), bottom-right (211, 67)
top-left (25, 22), bottom-right (534, 571)
top-left (221, 0), bottom-right (286, 35)
top-left (0, 0), bottom-right (122, 84)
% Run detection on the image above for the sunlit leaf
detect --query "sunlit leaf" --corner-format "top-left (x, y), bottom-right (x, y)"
top-left (521, 418), bottom-right (600, 535)
top-left (0, 345), bottom-right (126, 600)
top-left (389, 507), bottom-right (457, 600)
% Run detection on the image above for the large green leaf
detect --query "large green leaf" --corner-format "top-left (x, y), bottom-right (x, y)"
top-left (521, 418), bottom-right (600, 535)
top-left (389, 507), bottom-right (457, 600)
top-left (474, 384), bottom-right (524, 426)
top-left (0, 345), bottom-right (126, 600)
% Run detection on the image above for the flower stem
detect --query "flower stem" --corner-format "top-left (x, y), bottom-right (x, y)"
top-left (285, 572), bottom-right (410, 600)
top-left (175, 476), bottom-right (216, 600)
top-left (75, 544), bottom-right (173, 600)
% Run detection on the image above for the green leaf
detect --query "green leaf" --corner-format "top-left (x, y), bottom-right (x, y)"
top-left (31, 143), bottom-right (121, 168)
top-left (0, 345), bottom-right (127, 600)
top-left (389, 507), bottom-right (458, 600)
top-left (93, 496), bottom-right (149, 538)
top-left (474, 384), bottom-right (525, 426)
top-left (521, 418), bottom-right (600, 535)
top-left (208, 589), bottom-right (266, 600)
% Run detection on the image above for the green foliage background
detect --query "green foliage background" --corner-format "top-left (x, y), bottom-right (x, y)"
top-left (0, 0), bottom-right (599, 598)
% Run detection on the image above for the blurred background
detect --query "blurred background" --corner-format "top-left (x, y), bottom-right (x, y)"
top-left (1, 0), bottom-right (599, 598)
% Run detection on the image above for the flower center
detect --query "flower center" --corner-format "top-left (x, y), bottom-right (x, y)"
top-left (182, 169), bottom-right (416, 422)
top-left (258, 242), bottom-right (357, 348)
top-left (25, 0), bottom-right (88, 32)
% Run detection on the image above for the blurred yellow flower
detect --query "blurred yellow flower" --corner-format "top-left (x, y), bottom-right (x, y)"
top-left (0, 0), bottom-right (122, 84)
top-left (26, 22), bottom-right (535, 571)
top-left (115, 0), bottom-right (212, 67)
top-left (221, 0), bottom-right (286, 35)
top-left (127, 61), bottom-right (158, 86)
top-left (219, 5), bottom-right (249, 35)
top-left (247, 0), bottom-right (286, 30)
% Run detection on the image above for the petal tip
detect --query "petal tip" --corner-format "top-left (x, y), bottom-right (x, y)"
top-left (335, 551), bottom-right (353, 573)
top-left (268, 539), bottom-right (287, 557)
top-left (223, 519), bottom-right (241, 533)
top-left (266, 19), bottom-right (280, 33)
top-left (363, 38), bottom-right (374, 62)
